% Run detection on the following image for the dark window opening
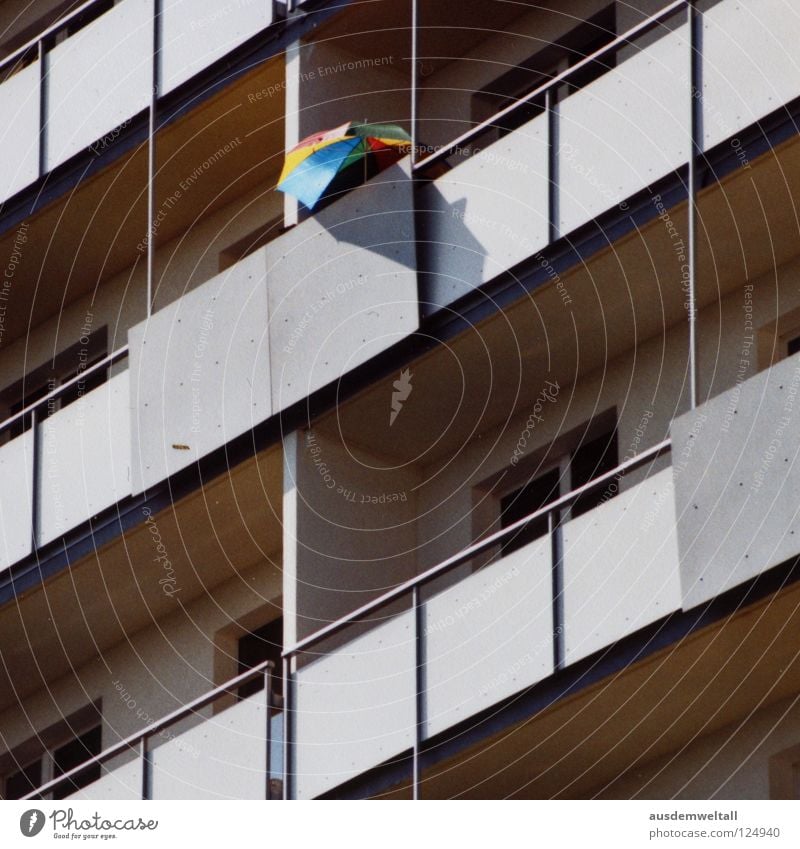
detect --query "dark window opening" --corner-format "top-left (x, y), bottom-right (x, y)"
top-left (787, 335), bottom-right (800, 357)
top-left (1, 327), bottom-right (108, 441)
top-left (500, 467), bottom-right (561, 557)
top-left (473, 5), bottom-right (617, 139)
top-left (237, 617), bottom-right (283, 701)
top-left (55, 0), bottom-right (115, 42)
top-left (570, 428), bottom-right (619, 517)
top-left (4, 760), bottom-right (42, 800)
top-left (51, 724), bottom-right (102, 800)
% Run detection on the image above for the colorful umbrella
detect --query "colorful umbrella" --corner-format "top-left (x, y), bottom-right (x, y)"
top-left (277, 121), bottom-right (412, 211)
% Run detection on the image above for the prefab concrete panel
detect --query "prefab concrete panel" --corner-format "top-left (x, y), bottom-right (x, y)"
top-left (160, 0), bottom-right (275, 94)
top-left (0, 430), bottom-right (33, 573)
top-left (562, 468), bottom-right (682, 665)
top-left (418, 111), bottom-right (549, 314)
top-left (672, 354), bottom-right (800, 610)
top-left (293, 612), bottom-right (416, 800)
top-left (150, 694), bottom-right (275, 799)
top-left (702, 0), bottom-right (800, 151)
top-left (557, 24), bottom-right (690, 236)
top-left (0, 62), bottom-right (40, 201)
top-left (422, 537), bottom-right (554, 739)
top-left (267, 160), bottom-right (418, 413)
top-left (129, 250), bottom-right (272, 494)
top-left (65, 759), bottom-right (142, 800)
top-left (45, 0), bottom-right (154, 170)
top-left (38, 371), bottom-right (132, 547)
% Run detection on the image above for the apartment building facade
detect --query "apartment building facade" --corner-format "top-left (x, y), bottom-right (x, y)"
top-left (0, 0), bottom-right (799, 800)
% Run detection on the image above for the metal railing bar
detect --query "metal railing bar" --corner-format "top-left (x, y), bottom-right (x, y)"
top-left (285, 438), bottom-right (672, 658)
top-left (0, 345), bottom-right (129, 438)
top-left (22, 659), bottom-right (275, 801)
top-left (0, 0), bottom-right (102, 77)
top-left (414, 0), bottom-right (688, 171)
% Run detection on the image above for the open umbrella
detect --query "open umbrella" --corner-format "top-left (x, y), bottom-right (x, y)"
top-left (277, 121), bottom-right (412, 211)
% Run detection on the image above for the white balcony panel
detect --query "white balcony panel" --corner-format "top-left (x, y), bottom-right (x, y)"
top-left (267, 159), bottom-right (418, 413)
top-left (160, 0), bottom-right (275, 94)
top-left (423, 537), bottom-right (553, 739)
top-left (151, 694), bottom-right (274, 799)
top-left (0, 62), bottom-right (40, 200)
top-left (45, 0), bottom-right (153, 170)
top-left (0, 431), bottom-right (33, 573)
top-left (562, 468), bottom-right (682, 665)
top-left (672, 354), bottom-right (800, 609)
top-left (65, 759), bottom-right (142, 800)
top-left (294, 612), bottom-right (416, 800)
top-left (129, 250), bottom-right (271, 494)
top-left (419, 112), bottom-right (548, 314)
top-left (702, 0), bottom-right (800, 151)
top-left (558, 24), bottom-right (690, 236)
top-left (38, 371), bottom-right (132, 547)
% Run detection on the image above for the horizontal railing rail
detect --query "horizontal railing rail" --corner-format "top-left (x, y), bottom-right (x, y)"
top-left (285, 438), bottom-right (672, 658)
top-left (22, 660), bottom-right (277, 801)
top-left (414, 0), bottom-right (688, 172)
top-left (0, 345), bottom-right (129, 439)
top-left (0, 0), bottom-right (101, 77)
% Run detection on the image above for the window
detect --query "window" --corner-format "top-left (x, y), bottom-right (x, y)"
top-left (0, 327), bottom-right (108, 441)
top-left (53, 0), bottom-right (116, 43)
top-left (1, 711), bottom-right (102, 800)
top-left (472, 6), bottom-right (617, 139)
top-left (499, 418), bottom-right (618, 557)
top-left (237, 617), bottom-right (283, 701)
top-left (3, 760), bottom-right (42, 800)
top-left (50, 725), bottom-right (102, 800)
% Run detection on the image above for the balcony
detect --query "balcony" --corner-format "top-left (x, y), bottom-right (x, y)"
top-left (23, 663), bottom-right (284, 801)
top-left (284, 443), bottom-right (681, 799)
top-left (0, 349), bottom-right (130, 575)
top-left (417, 0), bottom-right (800, 314)
top-left (0, 0), bottom-right (283, 204)
top-left (19, 443), bottom-right (681, 800)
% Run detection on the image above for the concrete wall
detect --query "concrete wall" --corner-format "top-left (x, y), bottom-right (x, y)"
top-left (129, 250), bottom-right (271, 494)
top-left (284, 428), bottom-right (421, 645)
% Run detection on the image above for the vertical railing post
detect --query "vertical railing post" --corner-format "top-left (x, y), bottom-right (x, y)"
top-left (282, 656), bottom-right (291, 800)
top-left (30, 406), bottom-right (40, 552)
top-left (687, 0), bottom-right (702, 409)
top-left (140, 736), bottom-right (151, 800)
top-left (412, 585), bottom-right (424, 800)
top-left (265, 665), bottom-right (273, 800)
top-left (146, 0), bottom-right (161, 318)
top-left (410, 0), bottom-right (419, 166)
top-left (37, 39), bottom-right (47, 178)
top-left (546, 87), bottom-right (559, 245)
top-left (549, 510), bottom-right (565, 670)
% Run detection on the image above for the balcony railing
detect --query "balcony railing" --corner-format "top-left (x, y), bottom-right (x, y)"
top-left (283, 438), bottom-right (676, 799)
top-left (13, 440), bottom-right (676, 800)
top-left (0, 346), bottom-right (129, 574)
top-left (21, 661), bottom-right (280, 801)
top-left (0, 0), bottom-right (284, 202)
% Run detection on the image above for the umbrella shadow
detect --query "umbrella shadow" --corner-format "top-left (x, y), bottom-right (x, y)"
top-left (305, 157), bottom-right (488, 317)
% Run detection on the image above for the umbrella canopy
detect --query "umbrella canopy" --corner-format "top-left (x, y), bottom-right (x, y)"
top-left (277, 121), bottom-right (412, 210)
